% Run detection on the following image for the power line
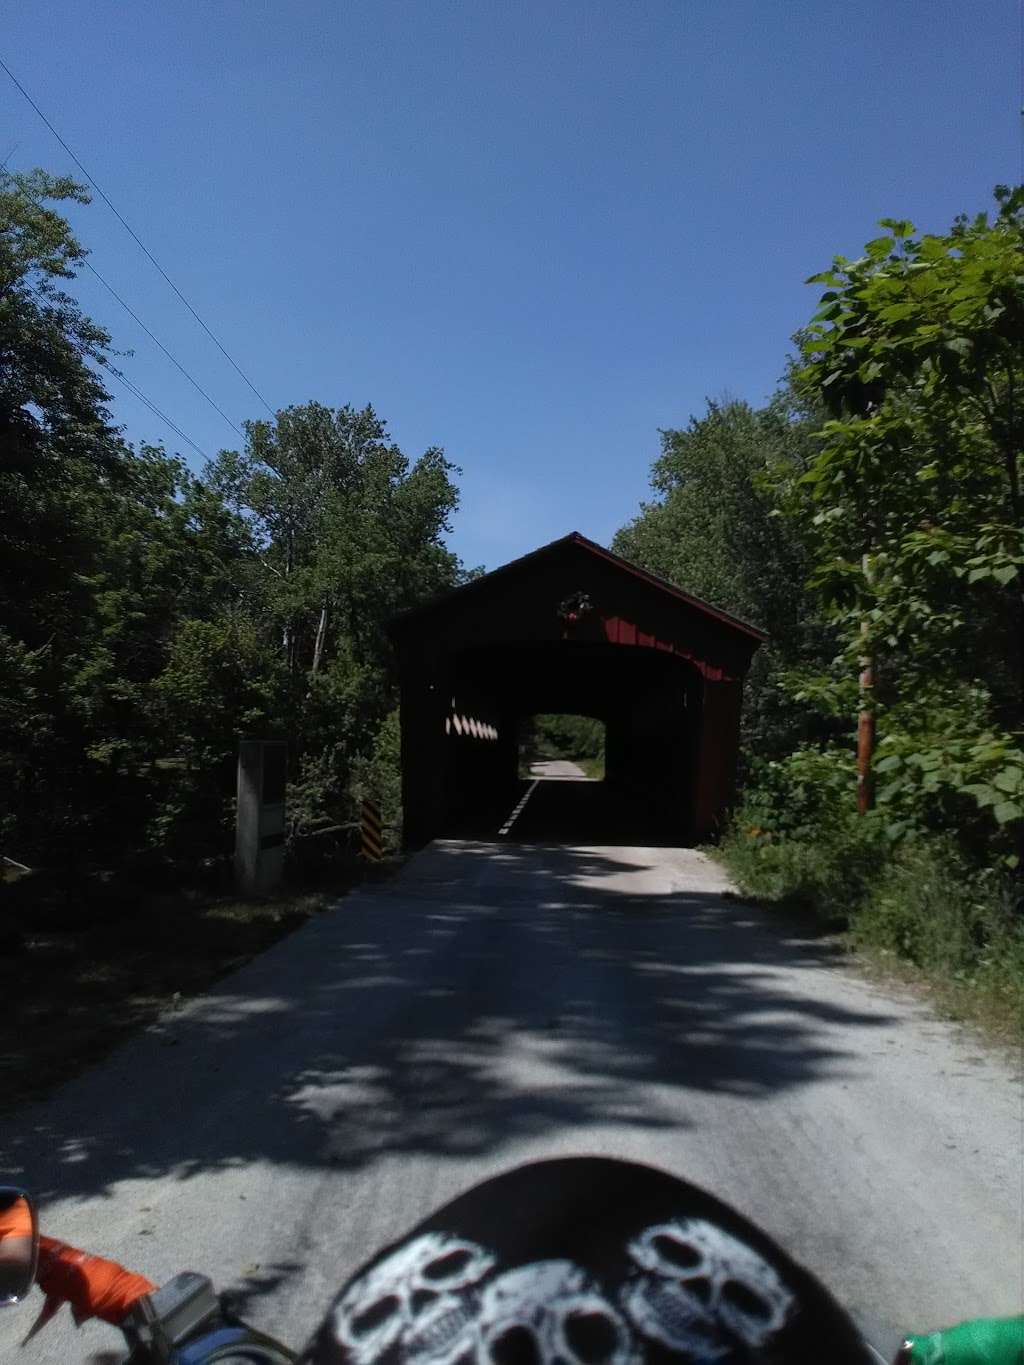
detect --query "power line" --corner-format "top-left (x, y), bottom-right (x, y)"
top-left (107, 364), bottom-right (208, 459)
top-left (7, 169), bottom-right (229, 465)
top-left (85, 260), bottom-right (242, 436)
top-left (104, 363), bottom-right (209, 462)
top-left (0, 54), bottom-right (275, 417)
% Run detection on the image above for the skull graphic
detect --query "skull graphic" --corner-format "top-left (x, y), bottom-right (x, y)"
top-left (333, 1233), bottom-right (497, 1365)
top-left (479, 1261), bottom-right (636, 1365)
top-left (619, 1219), bottom-right (793, 1359)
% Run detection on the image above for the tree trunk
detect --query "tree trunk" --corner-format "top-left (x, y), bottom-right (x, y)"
top-left (857, 553), bottom-right (875, 816)
top-left (283, 533), bottom-right (296, 675)
top-left (857, 650), bottom-right (875, 816)
top-left (311, 604), bottom-right (328, 676)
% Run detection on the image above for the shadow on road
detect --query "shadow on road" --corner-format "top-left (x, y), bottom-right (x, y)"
top-left (3, 840), bottom-right (892, 1203)
top-left (451, 776), bottom-right (700, 846)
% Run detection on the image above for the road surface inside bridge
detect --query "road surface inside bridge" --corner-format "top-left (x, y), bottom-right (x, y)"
top-left (1, 840), bottom-right (1019, 1361)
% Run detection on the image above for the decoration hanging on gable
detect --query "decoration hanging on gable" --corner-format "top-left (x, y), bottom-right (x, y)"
top-left (557, 591), bottom-right (595, 635)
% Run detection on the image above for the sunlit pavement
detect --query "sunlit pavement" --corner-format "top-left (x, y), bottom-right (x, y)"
top-left (2, 836), bottom-right (1020, 1362)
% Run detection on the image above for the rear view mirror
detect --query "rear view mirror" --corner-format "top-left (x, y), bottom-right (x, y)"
top-left (0, 1188), bottom-right (38, 1306)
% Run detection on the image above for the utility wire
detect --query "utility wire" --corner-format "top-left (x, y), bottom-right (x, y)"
top-left (85, 260), bottom-right (242, 436)
top-left (104, 363), bottom-right (209, 462)
top-left (6, 165), bottom-right (227, 462)
top-left (0, 54), bottom-right (275, 417)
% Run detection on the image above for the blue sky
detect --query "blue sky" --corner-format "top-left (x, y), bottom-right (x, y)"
top-left (4, 1), bottom-right (1020, 570)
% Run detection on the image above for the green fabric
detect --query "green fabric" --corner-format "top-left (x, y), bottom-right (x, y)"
top-left (903, 1316), bottom-right (1024, 1365)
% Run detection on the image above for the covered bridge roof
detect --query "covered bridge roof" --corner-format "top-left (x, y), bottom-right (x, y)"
top-left (392, 531), bottom-right (768, 645)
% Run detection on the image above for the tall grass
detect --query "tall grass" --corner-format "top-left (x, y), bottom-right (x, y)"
top-left (717, 752), bottom-right (1023, 1037)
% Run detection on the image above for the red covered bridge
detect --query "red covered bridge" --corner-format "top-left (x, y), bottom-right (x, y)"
top-left (390, 532), bottom-right (766, 847)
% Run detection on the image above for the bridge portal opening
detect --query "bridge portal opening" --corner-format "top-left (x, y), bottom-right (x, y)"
top-left (427, 639), bottom-right (705, 844)
top-left (487, 647), bottom-right (702, 844)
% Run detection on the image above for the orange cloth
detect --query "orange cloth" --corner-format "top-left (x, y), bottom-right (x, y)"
top-left (0, 1200), bottom-right (33, 1240)
top-left (36, 1235), bottom-right (155, 1326)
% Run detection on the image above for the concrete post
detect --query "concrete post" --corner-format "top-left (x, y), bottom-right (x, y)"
top-left (235, 740), bottom-right (287, 895)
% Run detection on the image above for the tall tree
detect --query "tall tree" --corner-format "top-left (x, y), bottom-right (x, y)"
top-left (207, 403), bottom-right (459, 677)
top-left (793, 187), bottom-right (1024, 842)
top-left (613, 396), bottom-right (835, 757)
top-left (796, 187), bottom-right (1024, 721)
top-left (1, 169), bottom-right (468, 865)
top-left (0, 170), bottom-right (133, 857)
top-left (205, 402), bottom-right (462, 829)
top-left (0, 171), bottom-right (126, 636)
top-left (0, 171), bottom-right (258, 860)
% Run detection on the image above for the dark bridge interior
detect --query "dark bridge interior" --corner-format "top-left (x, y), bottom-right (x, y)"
top-left (390, 534), bottom-right (765, 848)
top-left (445, 641), bottom-right (702, 844)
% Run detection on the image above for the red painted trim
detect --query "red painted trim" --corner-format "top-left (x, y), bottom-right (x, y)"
top-left (601, 616), bottom-right (733, 680)
top-left (567, 533), bottom-right (767, 642)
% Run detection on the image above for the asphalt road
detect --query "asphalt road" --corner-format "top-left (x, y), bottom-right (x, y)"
top-left (1, 837), bottom-right (1020, 1362)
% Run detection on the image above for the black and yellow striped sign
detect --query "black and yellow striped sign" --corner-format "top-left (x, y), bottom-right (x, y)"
top-left (360, 798), bottom-right (384, 860)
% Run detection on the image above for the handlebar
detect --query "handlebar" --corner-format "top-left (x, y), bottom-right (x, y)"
top-left (27, 1235), bottom-right (296, 1362)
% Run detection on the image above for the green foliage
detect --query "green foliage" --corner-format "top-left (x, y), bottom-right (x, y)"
top-left (0, 169), bottom-right (464, 877)
top-left (619, 188), bottom-right (1024, 1022)
top-left (206, 402), bottom-right (459, 675)
top-left (730, 746), bottom-right (856, 840)
top-left (614, 399), bottom-right (811, 631)
top-left (722, 795), bottom-right (1023, 1025)
top-left (0, 171), bottom-right (123, 670)
top-left (354, 709), bottom-right (404, 850)
top-left (0, 169), bottom-right (138, 861)
top-left (205, 403), bottom-right (461, 834)
top-left (853, 837), bottom-right (1021, 987)
top-left (532, 714), bottom-right (606, 761)
top-left (520, 714), bottom-right (606, 778)
top-left (720, 748), bottom-right (887, 919)
top-left (794, 187), bottom-right (1024, 721)
top-left (613, 396), bottom-right (838, 759)
top-left (0, 169), bottom-right (115, 444)
top-left (870, 688), bottom-right (1024, 858)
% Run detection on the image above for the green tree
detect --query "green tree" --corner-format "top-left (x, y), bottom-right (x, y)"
top-left (0, 171), bottom-right (124, 643)
top-left (207, 403), bottom-right (459, 675)
top-left (205, 403), bottom-right (462, 830)
top-left (1, 169), bottom-right (467, 871)
top-left (0, 170), bottom-right (263, 862)
top-left (794, 187), bottom-right (1024, 844)
top-left (0, 170), bottom-right (135, 858)
top-left (797, 188), bottom-right (1023, 708)
top-left (614, 396), bottom-right (835, 757)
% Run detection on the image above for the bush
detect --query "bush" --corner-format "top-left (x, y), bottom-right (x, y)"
top-left (719, 823), bottom-right (877, 922)
top-left (871, 688), bottom-right (1024, 861)
top-left (352, 708), bottom-right (403, 851)
top-left (854, 837), bottom-right (1023, 983)
top-left (534, 714), bottom-right (605, 761)
top-left (719, 753), bottom-right (1024, 1031)
top-left (521, 714), bottom-right (605, 776)
top-left (719, 746), bottom-right (888, 921)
